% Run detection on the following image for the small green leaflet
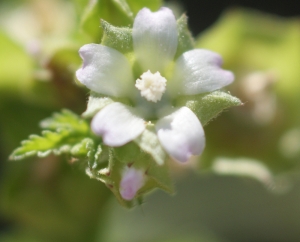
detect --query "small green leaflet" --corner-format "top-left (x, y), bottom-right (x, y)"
top-left (40, 109), bottom-right (89, 132)
top-left (101, 20), bottom-right (133, 54)
top-left (10, 110), bottom-right (92, 160)
top-left (176, 91), bottom-right (242, 126)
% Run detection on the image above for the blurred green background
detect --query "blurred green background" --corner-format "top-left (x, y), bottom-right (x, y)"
top-left (1, 0), bottom-right (300, 241)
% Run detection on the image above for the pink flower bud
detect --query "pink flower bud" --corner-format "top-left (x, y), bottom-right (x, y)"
top-left (119, 167), bottom-right (145, 200)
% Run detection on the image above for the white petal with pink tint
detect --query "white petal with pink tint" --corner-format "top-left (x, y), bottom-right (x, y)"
top-left (76, 44), bottom-right (133, 97)
top-left (91, 103), bottom-right (145, 146)
top-left (156, 107), bottom-right (205, 162)
top-left (120, 167), bottom-right (145, 200)
top-left (133, 7), bottom-right (178, 73)
top-left (170, 49), bottom-right (234, 95)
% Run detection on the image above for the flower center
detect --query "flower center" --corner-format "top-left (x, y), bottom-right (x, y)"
top-left (135, 70), bottom-right (167, 103)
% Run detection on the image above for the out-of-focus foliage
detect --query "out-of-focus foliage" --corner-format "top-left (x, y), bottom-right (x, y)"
top-left (196, 8), bottom-right (300, 177)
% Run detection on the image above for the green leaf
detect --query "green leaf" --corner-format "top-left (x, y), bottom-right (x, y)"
top-left (176, 91), bottom-right (242, 126)
top-left (10, 130), bottom-right (77, 160)
top-left (134, 126), bottom-right (167, 166)
top-left (101, 20), bottom-right (133, 54)
top-left (10, 110), bottom-right (90, 160)
top-left (174, 14), bottom-right (194, 59)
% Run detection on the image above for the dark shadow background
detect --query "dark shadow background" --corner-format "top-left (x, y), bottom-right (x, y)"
top-left (175, 0), bottom-right (300, 35)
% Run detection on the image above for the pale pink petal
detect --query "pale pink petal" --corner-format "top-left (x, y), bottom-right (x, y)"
top-left (156, 107), bottom-right (205, 162)
top-left (120, 167), bottom-right (145, 200)
top-left (76, 44), bottom-right (134, 97)
top-left (133, 7), bottom-right (178, 72)
top-left (91, 103), bottom-right (145, 146)
top-left (170, 49), bottom-right (234, 95)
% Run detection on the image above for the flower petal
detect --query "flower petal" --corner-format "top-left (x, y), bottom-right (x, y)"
top-left (76, 44), bottom-right (134, 97)
top-left (170, 49), bottom-right (234, 95)
top-left (91, 103), bottom-right (145, 146)
top-left (120, 167), bottom-right (145, 201)
top-left (156, 107), bottom-right (205, 162)
top-left (133, 7), bottom-right (178, 73)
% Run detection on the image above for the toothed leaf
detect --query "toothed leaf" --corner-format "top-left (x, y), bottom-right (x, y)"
top-left (10, 110), bottom-right (90, 160)
top-left (40, 109), bottom-right (89, 132)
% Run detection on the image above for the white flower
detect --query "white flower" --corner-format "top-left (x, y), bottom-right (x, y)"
top-left (76, 7), bottom-right (234, 163)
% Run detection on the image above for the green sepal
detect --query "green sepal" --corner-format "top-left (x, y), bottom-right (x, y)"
top-left (82, 92), bottom-right (114, 118)
top-left (10, 110), bottom-right (91, 160)
top-left (101, 20), bottom-right (133, 55)
top-left (114, 142), bottom-right (142, 164)
top-left (132, 151), bottom-right (174, 196)
top-left (176, 91), bottom-right (242, 126)
top-left (71, 138), bottom-right (95, 157)
top-left (97, 149), bottom-right (134, 208)
top-left (143, 159), bottom-right (174, 194)
top-left (82, 91), bottom-right (132, 118)
top-left (87, 144), bottom-right (173, 208)
top-left (174, 14), bottom-right (195, 59)
top-left (80, 0), bottom-right (133, 42)
top-left (134, 125), bottom-right (167, 166)
top-left (85, 145), bottom-right (111, 180)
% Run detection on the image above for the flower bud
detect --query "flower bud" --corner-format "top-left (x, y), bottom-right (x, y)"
top-left (119, 167), bottom-right (145, 200)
